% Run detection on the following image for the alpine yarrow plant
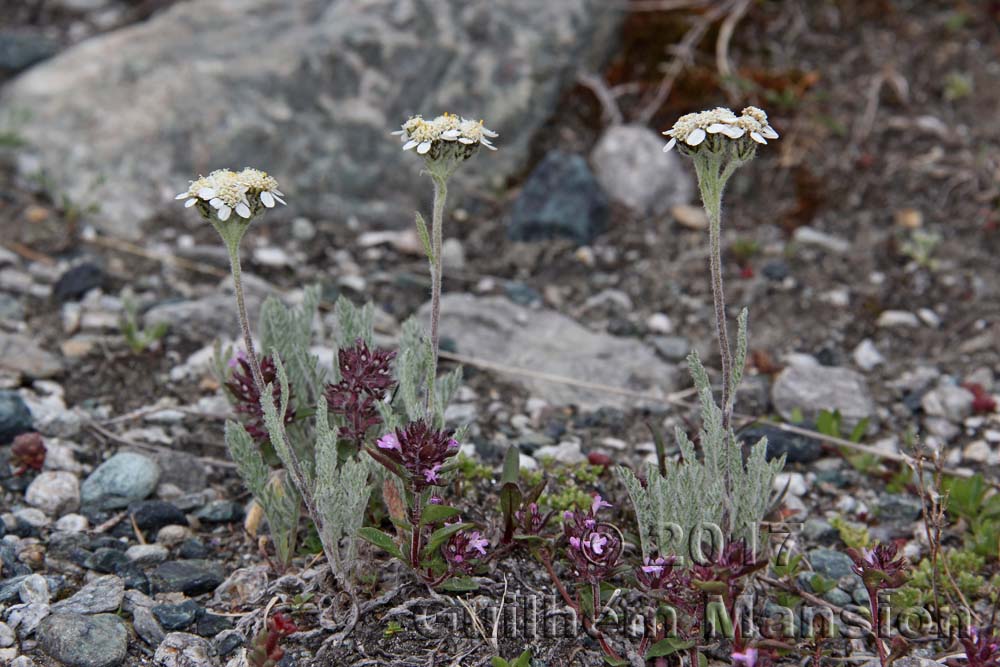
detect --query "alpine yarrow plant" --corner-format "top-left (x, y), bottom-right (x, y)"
top-left (619, 106), bottom-right (784, 556)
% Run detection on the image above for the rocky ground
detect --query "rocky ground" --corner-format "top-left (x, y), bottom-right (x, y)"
top-left (1, 1), bottom-right (999, 666)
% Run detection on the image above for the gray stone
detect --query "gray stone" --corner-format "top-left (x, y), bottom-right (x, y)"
top-left (51, 575), bottom-right (124, 615)
top-left (737, 423), bottom-right (823, 464)
top-left (0, 31), bottom-right (58, 74)
top-left (822, 587), bottom-right (853, 607)
top-left (81, 452), bottom-right (160, 509)
top-left (212, 566), bottom-right (269, 607)
top-left (18, 574), bottom-right (49, 605)
top-left (508, 151), bottom-right (609, 245)
top-left (38, 613), bottom-right (127, 667)
top-left (2, 0), bottom-right (622, 238)
top-left (590, 124), bottom-right (693, 215)
top-left (534, 440), bottom-right (585, 464)
top-left (0, 390), bottom-right (33, 443)
top-left (6, 603), bottom-right (49, 637)
top-left (0, 333), bottom-right (63, 379)
top-left (651, 336), bottom-right (690, 362)
top-left (772, 359), bottom-right (876, 430)
top-left (808, 548), bottom-right (857, 581)
top-left (793, 226), bottom-right (851, 254)
top-left (801, 519), bottom-right (838, 545)
top-left (132, 605), bottom-right (166, 646)
top-left (151, 560), bottom-right (225, 595)
top-left (126, 544), bottom-right (170, 567)
top-left (10, 656), bottom-right (35, 667)
top-left (418, 294), bottom-right (679, 410)
top-left (25, 471), bottom-right (80, 516)
top-left (921, 384), bottom-right (974, 422)
top-left (852, 339), bottom-right (884, 372)
top-left (874, 494), bottom-right (922, 524)
top-left (0, 621), bottom-right (14, 647)
top-left (153, 632), bottom-right (219, 667)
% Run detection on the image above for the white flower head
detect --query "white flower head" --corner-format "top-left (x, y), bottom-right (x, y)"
top-left (393, 112), bottom-right (498, 168)
top-left (663, 105), bottom-right (778, 157)
top-left (175, 168), bottom-right (285, 222)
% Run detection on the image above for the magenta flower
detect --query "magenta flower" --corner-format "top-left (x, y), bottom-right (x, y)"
top-left (324, 339), bottom-right (397, 449)
top-left (635, 554), bottom-right (681, 591)
top-left (959, 627), bottom-right (1000, 667)
top-left (562, 499), bottom-right (622, 584)
top-left (377, 433), bottom-right (400, 451)
top-left (732, 647), bottom-right (757, 667)
top-left (591, 495), bottom-right (612, 514)
top-left (442, 529), bottom-right (490, 574)
top-left (514, 502), bottom-right (552, 535)
top-left (847, 542), bottom-right (908, 589)
top-left (367, 419), bottom-right (461, 490)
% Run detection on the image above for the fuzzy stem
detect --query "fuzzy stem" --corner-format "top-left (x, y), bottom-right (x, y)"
top-left (225, 239), bottom-right (265, 392)
top-left (867, 585), bottom-right (888, 667)
top-left (425, 175), bottom-right (448, 417)
top-left (223, 232), bottom-right (344, 590)
top-left (410, 491), bottom-right (423, 569)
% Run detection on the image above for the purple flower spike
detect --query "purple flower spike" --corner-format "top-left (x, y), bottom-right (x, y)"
top-left (732, 648), bottom-right (758, 667)
top-left (591, 495), bottom-right (612, 515)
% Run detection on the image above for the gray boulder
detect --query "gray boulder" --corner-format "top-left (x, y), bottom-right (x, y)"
top-left (2, 0), bottom-right (622, 238)
top-left (418, 294), bottom-right (679, 410)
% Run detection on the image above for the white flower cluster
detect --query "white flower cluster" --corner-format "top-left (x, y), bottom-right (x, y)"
top-left (392, 113), bottom-right (497, 160)
top-left (663, 106), bottom-right (779, 152)
top-left (175, 168), bottom-right (285, 222)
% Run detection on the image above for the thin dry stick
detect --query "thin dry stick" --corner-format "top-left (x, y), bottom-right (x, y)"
top-left (715, 0), bottom-right (752, 95)
top-left (636, 0), bottom-right (733, 124)
top-left (576, 72), bottom-right (624, 125)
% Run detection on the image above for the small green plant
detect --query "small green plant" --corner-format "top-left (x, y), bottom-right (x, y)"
top-left (815, 409), bottom-right (878, 474)
top-left (830, 515), bottom-right (871, 550)
top-left (944, 71), bottom-right (973, 101)
top-left (900, 230), bottom-right (941, 270)
top-left (941, 474), bottom-right (1000, 559)
top-left (383, 620), bottom-right (404, 638)
top-left (119, 296), bottom-right (168, 354)
top-left (492, 649), bottom-right (532, 667)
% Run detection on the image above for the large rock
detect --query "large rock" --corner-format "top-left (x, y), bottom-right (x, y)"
top-left (771, 357), bottom-right (877, 430)
top-left (2, 0), bottom-right (623, 238)
top-left (590, 124), bottom-right (693, 216)
top-left (0, 333), bottom-right (62, 379)
top-left (419, 294), bottom-right (679, 410)
top-left (37, 613), bottom-right (127, 667)
top-left (81, 452), bottom-right (160, 510)
top-left (508, 151), bottom-right (610, 245)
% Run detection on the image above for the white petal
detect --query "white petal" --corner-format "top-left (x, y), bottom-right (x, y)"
top-left (198, 187), bottom-right (216, 199)
top-left (184, 198), bottom-right (198, 208)
top-left (482, 142), bottom-right (497, 150)
top-left (271, 193), bottom-right (286, 205)
top-left (260, 191), bottom-right (275, 208)
top-left (217, 205), bottom-right (232, 221)
top-left (481, 128), bottom-right (498, 137)
top-left (761, 126), bottom-right (779, 139)
top-left (707, 123), bottom-right (729, 134)
top-left (663, 137), bottom-right (676, 152)
top-left (209, 198), bottom-right (223, 208)
top-left (750, 131), bottom-right (767, 144)
top-left (235, 203), bottom-right (252, 218)
top-left (685, 128), bottom-right (706, 146)
top-left (417, 141), bottom-right (432, 154)
top-left (458, 137), bottom-right (475, 144)
top-left (721, 125), bottom-right (745, 139)
top-left (442, 129), bottom-right (460, 140)
top-left (480, 137), bottom-right (494, 146)
top-left (390, 129), bottom-right (405, 136)
top-left (402, 139), bottom-right (418, 151)
top-left (175, 192), bottom-right (190, 200)
top-left (273, 189), bottom-right (284, 197)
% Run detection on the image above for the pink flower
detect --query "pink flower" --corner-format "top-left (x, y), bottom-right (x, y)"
top-left (377, 432), bottom-right (401, 451)
top-left (732, 648), bottom-right (757, 667)
top-left (469, 532), bottom-right (489, 556)
top-left (423, 463), bottom-right (443, 484)
top-left (569, 537), bottom-right (581, 550)
top-left (590, 533), bottom-right (608, 555)
top-left (591, 495), bottom-right (612, 515)
top-left (429, 495), bottom-right (444, 505)
top-left (641, 557), bottom-right (667, 575)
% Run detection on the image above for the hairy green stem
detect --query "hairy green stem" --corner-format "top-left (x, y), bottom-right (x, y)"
top-left (425, 175), bottom-right (447, 417)
top-left (224, 232), bottom-right (344, 589)
top-left (410, 492), bottom-right (423, 569)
